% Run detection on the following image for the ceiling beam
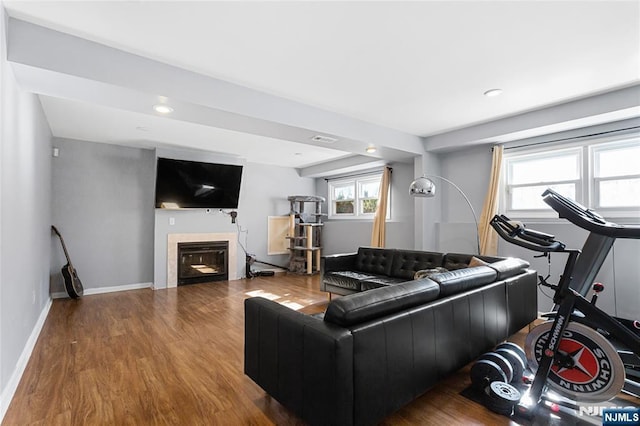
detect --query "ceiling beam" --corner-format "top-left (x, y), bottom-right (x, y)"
top-left (423, 84), bottom-right (640, 152)
top-left (7, 18), bottom-right (424, 164)
top-left (298, 155), bottom-right (388, 178)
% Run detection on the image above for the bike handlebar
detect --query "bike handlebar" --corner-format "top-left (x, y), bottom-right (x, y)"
top-left (542, 189), bottom-right (640, 239)
top-left (490, 214), bottom-right (566, 253)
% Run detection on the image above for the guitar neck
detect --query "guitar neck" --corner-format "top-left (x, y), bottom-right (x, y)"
top-left (52, 226), bottom-right (73, 265)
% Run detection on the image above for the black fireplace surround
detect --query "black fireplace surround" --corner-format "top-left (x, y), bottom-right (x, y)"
top-left (177, 241), bottom-right (228, 285)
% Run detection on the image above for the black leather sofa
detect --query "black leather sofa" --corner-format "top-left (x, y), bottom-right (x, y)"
top-left (321, 246), bottom-right (504, 296)
top-left (244, 250), bottom-right (537, 426)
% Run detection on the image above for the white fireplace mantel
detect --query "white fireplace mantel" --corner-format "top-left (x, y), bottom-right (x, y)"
top-left (167, 232), bottom-right (238, 288)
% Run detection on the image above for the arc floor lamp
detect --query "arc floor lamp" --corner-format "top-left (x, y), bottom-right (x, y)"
top-left (409, 175), bottom-right (481, 255)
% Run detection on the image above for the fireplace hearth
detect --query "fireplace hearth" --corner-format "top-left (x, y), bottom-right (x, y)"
top-left (177, 241), bottom-right (229, 285)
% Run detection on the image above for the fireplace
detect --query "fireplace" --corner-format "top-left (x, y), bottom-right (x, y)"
top-left (177, 241), bottom-right (228, 285)
top-left (166, 232), bottom-right (237, 288)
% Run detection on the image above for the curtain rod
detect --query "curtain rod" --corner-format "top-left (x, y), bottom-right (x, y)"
top-left (504, 125), bottom-right (640, 151)
top-left (324, 167), bottom-right (392, 182)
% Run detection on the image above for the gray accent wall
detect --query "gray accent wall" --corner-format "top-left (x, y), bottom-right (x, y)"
top-left (47, 142), bottom-right (318, 291)
top-left (1, 7), bottom-right (53, 416)
top-left (51, 138), bottom-right (156, 293)
top-left (316, 162), bottom-right (415, 255)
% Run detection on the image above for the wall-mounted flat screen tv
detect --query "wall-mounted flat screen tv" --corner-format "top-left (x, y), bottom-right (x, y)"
top-left (155, 157), bottom-right (243, 209)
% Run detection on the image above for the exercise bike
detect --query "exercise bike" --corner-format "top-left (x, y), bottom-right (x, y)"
top-left (490, 188), bottom-right (640, 416)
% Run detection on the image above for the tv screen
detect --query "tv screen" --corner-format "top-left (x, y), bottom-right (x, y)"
top-left (155, 158), bottom-right (243, 209)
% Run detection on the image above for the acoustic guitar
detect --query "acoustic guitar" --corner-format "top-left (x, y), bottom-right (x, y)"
top-left (52, 226), bottom-right (83, 299)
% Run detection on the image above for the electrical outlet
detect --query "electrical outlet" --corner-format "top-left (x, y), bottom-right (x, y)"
top-left (169, 217), bottom-right (175, 226)
top-left (32, 289), bottom-right (36, 304)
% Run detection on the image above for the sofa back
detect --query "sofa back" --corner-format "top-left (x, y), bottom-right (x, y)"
top-left (354, 247), bottom-right (445, 280)
top-left (390, 249), bottom-right (444, 280)
top-left (324, 279), bottom-right (440, 327)
top-left (347, 280), bottom-right (513, 425)
top-left (355, 247), bottom-right (394, 276)
top-left (442, 253), bottom-right (504, 270)
top-left (428, 266), bottom-right (497, 297)
top-left (324, 256), bottom-right (531, 327)
top-left (442, 252), bottom-right (473, 270)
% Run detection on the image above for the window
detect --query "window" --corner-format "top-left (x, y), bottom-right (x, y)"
top-left (592, 141), bottom-right (640, 209)
top-left (503, 136), bottom-right (640, 218)
top-left (328, 173), bottom-right (389, 219)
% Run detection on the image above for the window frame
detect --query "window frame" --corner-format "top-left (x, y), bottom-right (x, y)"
top-left (327, 172), bottom-right (390, 220)
top-left (502, 135), bottom-right (640, 220)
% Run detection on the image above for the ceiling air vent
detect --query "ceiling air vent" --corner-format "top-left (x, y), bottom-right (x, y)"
top-left (311, 135), bottom-right (338, 144)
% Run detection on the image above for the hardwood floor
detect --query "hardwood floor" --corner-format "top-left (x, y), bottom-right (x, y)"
top-left (0, 274), bottom-right (602, 425)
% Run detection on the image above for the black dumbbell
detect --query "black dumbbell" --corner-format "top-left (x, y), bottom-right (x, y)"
top-left (496, 342), bottom-right (527, 367)
top-left (485, 381), bottom-right (521, 416)
top-left (494, 347), bottom-right (525, 384)
top-left (478, 352), bottom-right (514, 384)
top-left (470, 358), bottom-right (507, 391)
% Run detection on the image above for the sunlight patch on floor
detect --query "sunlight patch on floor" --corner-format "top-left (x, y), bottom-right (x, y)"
top-left (244, 289), bottom-right (307, 311)
top-left (245, 289), bottom-right (281, 300)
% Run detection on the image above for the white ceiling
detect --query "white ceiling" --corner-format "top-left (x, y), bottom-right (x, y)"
top-left (4, 1), bottom-right (640, 172)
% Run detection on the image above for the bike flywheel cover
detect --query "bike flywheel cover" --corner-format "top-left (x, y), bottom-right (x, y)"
top-left (525, 321), bottom-right (626, 402)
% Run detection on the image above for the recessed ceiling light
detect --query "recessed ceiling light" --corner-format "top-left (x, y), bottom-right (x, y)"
top-left (153, 104), bottom-right (174, 114)
top-left (483, 89), bottom-right (503, 97)
top-left (366, 146), bottom-right (377, 153)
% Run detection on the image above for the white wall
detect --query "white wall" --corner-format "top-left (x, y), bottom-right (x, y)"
top-left (315, 162), bottom-right (415, 255)
top-left (413, 151), bottom-right (442, 250)
top-left (1, 7), bottom-right (53, 418)
top-left (434, 145), bottom-right (492, 254)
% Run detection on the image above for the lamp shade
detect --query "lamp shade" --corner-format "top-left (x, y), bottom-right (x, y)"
top-left (409, 176), bottom-right (436, 198)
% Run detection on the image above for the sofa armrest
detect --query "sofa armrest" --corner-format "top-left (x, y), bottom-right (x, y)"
top-left (244, 297), bottom-right (354, 426)
top-left (321, 252), bottom-right (358, 273)
top-left (321, 252), bottom-right (359, 293)
top-left (505, 269), bottom-right (538, 336)
top-left (487, 257), bottom-right (530, 280)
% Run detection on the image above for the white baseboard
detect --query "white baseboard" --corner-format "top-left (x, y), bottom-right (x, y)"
top-left (0, 297), bottom-right (52, 422)
top-left (51, 282), bottom-right (153, 299)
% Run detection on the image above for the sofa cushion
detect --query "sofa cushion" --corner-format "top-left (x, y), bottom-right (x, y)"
top-left (355, 247), bottom-right (395, 276)
top-left (360, 276), bottom-right (406, 291)
top-left (390, 250), bottom-right (445, 280)
top-left (324, 271), bottom-right (380, 292)
top-left (429, 266), bottom-right (498, 297)
top-left (487, 258), bottom-right (530, 280)
top-left (324, 279), bottom-right (441, 327)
